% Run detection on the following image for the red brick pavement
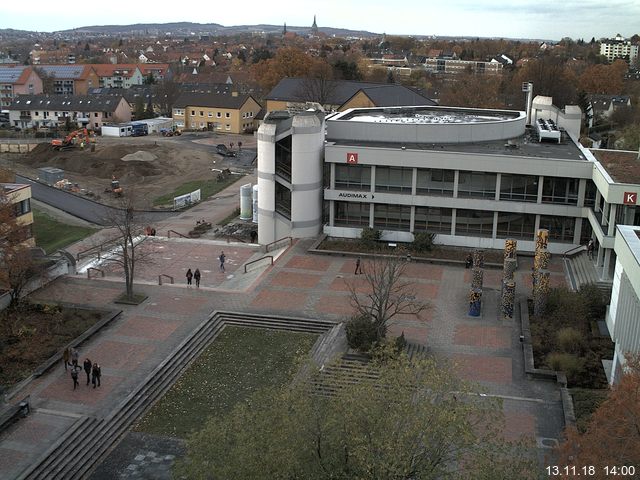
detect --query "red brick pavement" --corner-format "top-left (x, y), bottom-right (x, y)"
top-left (453, 325), bottom-right (511, 349)
top-left (402, 263), bottom-right (444, 281)
top-left (412, 283), bottom-right (439, 300)
top-left (250, 290), bottom-right (309, 311)
top-left (38, 371), bottom-right (124, 406)
top-left (0, 448), bottom-right (27, 473)
top-left (144, 295), bottom-right (209, 315)
top-left (114, 315), bottom-right (182, 341)
top-left (328, 276), bottom-right (370, 293)
top-left (270, 271), bottom-right (322, 289)
top-left (450, 353), bottom-right (513, 385)
top-left (463, 269), bottom-right (504, 289)
top-left (284, 255), bottom-right (332, 271)
top-left (314, 294), bottom-right (353, 316)
top-left (85, 341), bottom-right (155, 371)
top-left (501, 409), bottom-right (537, 442)
top-left (387, 323), bottom-right (428, 344)
top-left (3, 417), bottom-right (62, 445)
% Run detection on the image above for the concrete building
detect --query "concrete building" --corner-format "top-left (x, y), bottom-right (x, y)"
top-left (531, 96), bottom-right (582, 139)
top-left (607, 225), bottom-right (640, 383)
top-left (599, 34), bottom-right (639, 64)
top-left (91, 64), bottom-right (144, 89)
top-left (0, 66), bottom-right (43, 109)
top-left (35, 65), bottom-right (99, 95)
top-left (1, 183), bottom-right (35, 248)
top-left (423, 57), bottom-right (503, 75)
top-left (172, 92), bottom-right (261, 133)
top-left (9, 94), bottom-right (131, 130)
top-left (258, 105), bottom-right (640, 287)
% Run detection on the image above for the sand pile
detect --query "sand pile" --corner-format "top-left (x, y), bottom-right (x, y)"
top-left (121, 151), bottom-right (157, 162)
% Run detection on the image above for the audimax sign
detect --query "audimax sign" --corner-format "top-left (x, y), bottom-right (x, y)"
top-left (338, 192), bottom-right (370, 199)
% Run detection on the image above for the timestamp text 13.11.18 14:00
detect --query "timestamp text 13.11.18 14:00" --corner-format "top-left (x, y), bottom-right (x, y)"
top-left (546, 465), bottom-right (636, 476)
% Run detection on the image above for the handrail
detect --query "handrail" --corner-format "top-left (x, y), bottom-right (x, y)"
top-left (563, 245), bottom-right (586, 258)
top-left (167, 230), bottom-right (188, 238)
top-left (264, 236), bottom-right (293, 253)
top-left (158, 274), bottom-right (174, 285)
top-left (87, 267), bottom-right (105, 279)
top-left (76, 237), bottom-right (120, 262)
top-left (244, 255), bottom-right (274, 273)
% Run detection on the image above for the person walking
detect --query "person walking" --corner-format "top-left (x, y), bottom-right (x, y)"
top-left (83, 358), bottom-right (92, 385)
top-left (194, 268), bottom-right (201, 288)
top-left (71, 367), bottom-right (79, 390)
top-left (219, 251), bottom-right (226, 272)
top-left (91, 362), bottom-right (101, 388)
top-left (62, 347), bottom-right (70, 371)
top-left (587, 239), bottom-right (595, 260)
top-left (186, 268), bottom-right (193, 286)
top-left (354, 256), bottom-right (363, 275)
top-left (70, 347), bottom-right (79, 369)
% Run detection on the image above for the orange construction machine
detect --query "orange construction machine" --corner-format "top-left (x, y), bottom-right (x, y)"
top-left (51, 128), bottom-right (93, 151)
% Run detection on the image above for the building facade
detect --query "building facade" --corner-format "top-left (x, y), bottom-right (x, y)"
top-left (423, 57), bottom-right (503, 75)
top-left (599, 35), bottom-right (639, 64)
top-left (1, 183), bottom-right (35, 248)
top-left (91, 65), bottom-right (144, 89)
top-left (35, 65), bottom-right (99, 95)
top-left (172, 92), bottom-right (261, 133)
top-left (0, 66), bottom-right (43, 109)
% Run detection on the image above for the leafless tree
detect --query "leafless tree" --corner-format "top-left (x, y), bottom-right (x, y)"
top-left (348, 254), bottom-right (428, 339)
top-left (102, 193), bottom-right (155, 300)
top-left (153, 78), bottom-right (182, 117)
top-left (295, 62), bottom-right (338, 109)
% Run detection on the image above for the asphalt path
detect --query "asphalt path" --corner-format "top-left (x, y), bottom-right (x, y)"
top-left (17, 175), bottom-right (177, 226)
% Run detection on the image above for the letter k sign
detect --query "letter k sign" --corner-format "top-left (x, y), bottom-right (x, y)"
top-left (623, 192), bottom-right (637, 205)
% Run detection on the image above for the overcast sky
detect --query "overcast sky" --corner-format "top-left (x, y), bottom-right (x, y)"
top-left (1, 0), bottom-right (639, 41)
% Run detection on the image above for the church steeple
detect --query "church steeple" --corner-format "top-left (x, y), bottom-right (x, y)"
top-left (311, 15), bottom-right (318, 35)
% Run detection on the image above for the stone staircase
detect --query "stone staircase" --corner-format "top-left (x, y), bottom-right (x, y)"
top-left (564, 251), bottom-right (612, 298)
top-left (17, 312), bottom-right (335, 480)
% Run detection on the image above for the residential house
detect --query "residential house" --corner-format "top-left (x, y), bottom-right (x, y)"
top-left (600, 34), bottom-right (639, 64)
top-left (138, 64), bottom-right (171, 82)
top-left (264, 78), bottom-right (436, 114)
top-left (588, 94), bottom-right (632, 126)
top-left (9, 94), bottom-right (131, 130)
top-left (91, 64), bottom-right (144, 89)
top-left (0, 66), bottom-right (43, 109)
top-left (1, 183), bottom-right (35, 248)
top-left (34, 65), bottom-right (99, 95)
top-left (172, 92), bottom-right (261, 133)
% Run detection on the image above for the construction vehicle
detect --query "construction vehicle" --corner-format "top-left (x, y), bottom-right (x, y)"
top-left (51, 128), bottom-right (94, 151)
top-left (105, 175), bottom-right (123, 197)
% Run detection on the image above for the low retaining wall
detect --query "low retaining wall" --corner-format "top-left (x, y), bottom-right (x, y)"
top-left (0, 143), bottom-right (41, 153)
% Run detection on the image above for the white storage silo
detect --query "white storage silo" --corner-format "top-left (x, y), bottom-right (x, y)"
top-left (240, 183), bottom-right (252, 220)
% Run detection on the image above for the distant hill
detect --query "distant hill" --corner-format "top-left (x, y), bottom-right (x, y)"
top-left (52, 21), bottom-right (378, 38)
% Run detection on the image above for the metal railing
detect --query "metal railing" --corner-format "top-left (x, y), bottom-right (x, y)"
top-left (158, 274), bottom-right (174, 285)
top-left (264, 236), bottom-right (293, 253)
top-left (244, 255), bottom-right (274, 273)
top-left (87, 268), bottom-right (105, 279)
top-left (167, 230), bottom-right (188, 238)
top-left (76, 237), bottom-right (120, 262)
top-left (562, 244), bottom-right (586, 259)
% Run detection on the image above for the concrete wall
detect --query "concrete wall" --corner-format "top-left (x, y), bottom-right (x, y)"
top-left (0, 143), bottom-right (41, 153)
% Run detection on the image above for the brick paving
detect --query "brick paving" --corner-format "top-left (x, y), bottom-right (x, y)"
top-left (0, 227), bottom-right (570, 478)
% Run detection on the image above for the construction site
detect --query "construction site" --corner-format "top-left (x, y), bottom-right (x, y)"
top-left (0, 133), bottom-right (257, 209)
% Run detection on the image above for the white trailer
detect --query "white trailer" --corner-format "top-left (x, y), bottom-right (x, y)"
top-left (101, 125), bottom-right (132, 137)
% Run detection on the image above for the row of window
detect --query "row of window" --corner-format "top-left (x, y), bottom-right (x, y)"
top-left (179, 110), bottom-right (255, 119)
top-left (334, 202), bottom-right (577, 243)
top-left (191, 122), bottom-right (232, 131)
top-left (334, 165), bottom-right (582, 206)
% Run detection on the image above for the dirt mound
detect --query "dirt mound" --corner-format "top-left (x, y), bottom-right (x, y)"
top-left (22, 143), bottom-right (163, 179)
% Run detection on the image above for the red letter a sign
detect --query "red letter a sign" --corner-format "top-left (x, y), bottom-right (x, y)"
top-left (346, 152), bottom-right (358, 164)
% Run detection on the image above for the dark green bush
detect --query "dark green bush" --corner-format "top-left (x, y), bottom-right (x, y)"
top-left (547, 352), bottom-right (586, 381)
top-left (345, 314), bottom-right (379, 352)
top-left (556, 327), bottom-right (586, 354)
top-left (411, 231), bottom-right (435, 252)
top-left (359, 227), bottom-right (381, 248)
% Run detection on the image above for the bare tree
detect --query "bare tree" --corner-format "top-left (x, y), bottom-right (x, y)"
top-left (102, 193), bottom-right (154, 301)
top-left (153, 78), bottom-right (181, 116)
top-left (295, 61), bottom-right (338, 109)
top-left (348, 254), bottom-right (428, 341)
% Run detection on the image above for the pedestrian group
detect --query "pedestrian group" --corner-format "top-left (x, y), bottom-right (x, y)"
top-left (186, 268), bottom-right (202, 287)
top-left (63, 347), bottom-right (101, 391)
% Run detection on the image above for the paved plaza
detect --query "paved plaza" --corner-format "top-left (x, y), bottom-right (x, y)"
top-left (0, 190), bottom-right (570, 478)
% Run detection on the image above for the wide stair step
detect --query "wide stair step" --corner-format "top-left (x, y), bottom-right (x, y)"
top-left (18, 311), bottom-right (336, 480)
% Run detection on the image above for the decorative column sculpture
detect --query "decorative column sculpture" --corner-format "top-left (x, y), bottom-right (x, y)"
top-left (471, 267), bottom-right (484, 290)
top-left (469, 288), bottom-right (482, 317)
top-left (501, 239), bottom-right (518, 319)
top-left (468, 249), bottom-right (484, 317)
top-left (532, 229), bottom-right (550, 316)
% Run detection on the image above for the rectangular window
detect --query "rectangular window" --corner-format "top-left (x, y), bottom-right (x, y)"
top-left (200, 111), bottom-right (204, 117)
top-left (500, 174), bottom-right (538, 202)
top-left (375, 166), bottom-right (412, 194)
top-left (455, 209), bottom-right (494, 237)
top-left (542, 177), bottom-right (579, 205)
top-left (335, 164), bottom-right (371, 190)
top-left (414, 206), bottom-right (452, 234)
top-left (373, 204), bottom-right (411, 231)
top-left (191, 110), bottom-right (195, 116)
top-left (14, 198), bottom-right (31, 216)
top-left (584, 180), bottom-right (597, 207)
top-left (225, 124), bottom-right (231, 131)
top-left (335, 201), bottom-right (370, 227)
top-left (416, 168), bottom-right (454, 196)
top-left (496, 212), bottom-right (536, 240)
top-left (217, 112), bottom-right (221, 118)
top-left (539, 215), bottom-right (575, 243)
top-left (94, 112), bottom-right (98, 117)
top-left (275, 182), bottom-right (291, 219)
top-left (275, 136), bottom-right (292, 182)
top-left (457, 171), bottom-right (497, 199)
top-left (208, 112), bottom-right (213, 117)
top-left (225, 112), bottom-right (230, 118)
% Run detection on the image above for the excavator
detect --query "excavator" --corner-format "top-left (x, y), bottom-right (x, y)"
top-left (107, 175), bottom-right (123, 197)
top-left (51, 128), bottom-right (93, 151)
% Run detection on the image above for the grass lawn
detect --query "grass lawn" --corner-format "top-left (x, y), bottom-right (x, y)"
top-left (134, 326), bottom-right (317, 439)
top-left (152, 175), bottom-right (244, 207)
top-left (32, 208), bottom-right (97, 254)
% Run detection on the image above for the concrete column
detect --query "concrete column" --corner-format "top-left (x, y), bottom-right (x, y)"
top-left (453, 170), bottom-right (459, 198)
top-left (492, 211), bottom-right (498, 239)
top-left (602, 201), bottom-right (609, 227)
top-left (409, 205), bottom-right (416, 234)
top-left (603, 249), bottom-right (612, 280)
top-left (495, 173), bottom-right (501, 201)
top-left (534, 214), bottom-right (540, 234)
top-left (608, 204), bottom-right (618, 236)
top-left (574, 217), bottom-right (583, 245)
top-left (330, 163), bottom-right (335, 189)
top-left (370, 165), bottom-right (376, 193)
top-left (450, 209), bottom-right (457, 236)
top-left (329, 200), bottom-right (335, 227)
top-left (595, 190), bottom-right (601, 212)
top-left (411, 168), bottom-right (417, 196)
top-left (577, 179), bottom-right (586, 207)
top-left (369, 203), bottom-right (374, 228)
top-left (596, 243), bottom-right (604, 267)
top-left (537, 175), bottom-right (544, 203)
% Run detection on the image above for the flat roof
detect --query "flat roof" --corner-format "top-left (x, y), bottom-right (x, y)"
top-left (617, 225), bottom-right (640, 266)
top-left (1, 183), bottom-right (29, 194)
top-left (330, 130), bottom-right (587, 162)
top-left (336, 106), bottom-right (520, 124)
top-left (590, 149), bottom-right (640, 184)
